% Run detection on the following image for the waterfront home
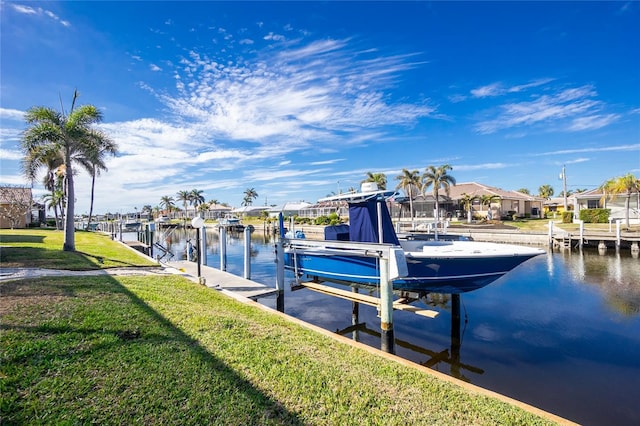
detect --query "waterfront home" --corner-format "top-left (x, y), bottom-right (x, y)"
top-left (573, 188), bottom-right (640, 224)
top-left (396, 182), bottom-right (544, 221)
top-left (267, 201), bottom-right (314, 218)
top-left (543, 197), bottom-right (575, 218)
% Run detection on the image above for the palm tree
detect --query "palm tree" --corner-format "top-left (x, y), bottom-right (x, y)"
top-left (395, 169), bottom-right (421, 223)
top-left (42, 190), bottom-right (64, 230)
top-left (21, 90), bottom-right (111, 251)
top-left (159, 195), bottom-right (175, 217)
top-left (538, 184), bottom-right (554, 199)
top-left (480, 194), bottom-right (501, 220)
top-left (189, 189), bottom-right (205, 209)
top-left (422, 164), bottom-right (456, 222)
top-left (517, 188), bottom-right (531, 195)
top-left (362, 172), bottom-right (387, 190)
top-left (243, 188), bottom-right (258, 206)
top-left (176, 190), bottom-right (191, 221)
top-left (459, 193), bottom-right (478, 223)
top-left (600, 173), bottom-right (640, 228)
top-left (83, 135), bottom-right (117, 230)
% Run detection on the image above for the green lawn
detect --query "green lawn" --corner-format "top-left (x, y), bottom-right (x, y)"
top-left (1, 274), bottom-right (559, 425)
top-left (0, 228), bottom-right (157, 269)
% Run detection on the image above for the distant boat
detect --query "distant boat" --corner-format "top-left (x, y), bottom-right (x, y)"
top-left (284, 183), bottom-right (544, 294)
top-left (123, 221), bottom-right (141, 231)
top-left (217, 215), bottom-right (244, 231)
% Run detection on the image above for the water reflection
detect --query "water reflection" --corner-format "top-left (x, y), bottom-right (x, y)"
top-left (561, 249), bottom-right (640, 316)
top-left (337, 293), bottom-right (484, 382)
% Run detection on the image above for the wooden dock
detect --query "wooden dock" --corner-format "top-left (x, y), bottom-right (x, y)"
top-left (552, 232), bottom-right (640, 250)
top-left (163, 260), bottom-right (279, 301)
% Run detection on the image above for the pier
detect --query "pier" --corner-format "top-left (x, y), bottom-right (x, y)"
top-left (164, 259), bottom-right (280, 301)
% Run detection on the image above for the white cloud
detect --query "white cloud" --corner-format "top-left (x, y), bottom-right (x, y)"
top-left (0, 148), bottom-right (23, 160)
top-left (568, 114), bottom-right (620, 131)
top-left (474, 85), bottom-right (614, 134)
top-left (0, 107), bottom-right (25, 121)
top-left (534, 144), bottom-right (640, 156)
top-left (471, 78), bottom-right (554, 98)
top-left (453, 163), bottom-right (511, 171)
top-left (150, 64), bottom-right (162, 72)
top-left (11, 3), bottom-right (70, 27)
top-left (158, 37), bottom-right (434, 155)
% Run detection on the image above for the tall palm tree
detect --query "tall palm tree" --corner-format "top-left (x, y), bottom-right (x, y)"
top-left (422, 164), bottom-right (456, 222)
top-left (459, 193), bottom-right (478, 223)
top-left (600, 173), bottom-right (640, 228)
top-left (243, 188), bottom-right (258, 206)
top-left (395, 169), bottom-right (421, 222)
top-left (83, 134), bottom-right (117, 229)
top-left (21, 90), bottom-right (110, 251)
top-left (538, 184), bottom-right (554, 199)
top-left (362, 172), bottom-right (387, 190)
top-left (176, 190), bottom-right (191, 221)
top-left (159, 195), bottom-right (175, 217)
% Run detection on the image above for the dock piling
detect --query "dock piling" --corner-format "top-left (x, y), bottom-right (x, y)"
top-left (379, 255), bottom-right (395, 354)
top-left (244, 226), bottom-right (251, 279)
top-left (275, 238), bottom-right (285, 312)
top-left (219, 226), bottom-right (227, 271)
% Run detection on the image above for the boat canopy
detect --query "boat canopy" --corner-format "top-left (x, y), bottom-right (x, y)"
top-left (349, 198), bottom-right (400, 245)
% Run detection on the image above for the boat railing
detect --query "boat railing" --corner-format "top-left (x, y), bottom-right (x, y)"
top-left (285, 238), bottom-right (397, 258)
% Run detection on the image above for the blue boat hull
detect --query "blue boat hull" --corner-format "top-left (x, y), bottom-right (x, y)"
top-left (285, 251), bottom-right (539, 294)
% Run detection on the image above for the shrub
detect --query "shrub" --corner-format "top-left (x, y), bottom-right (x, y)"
top-left (561, 211), bottom-right (573, 223)
top-left (579, 208), bottom-right (610, 223)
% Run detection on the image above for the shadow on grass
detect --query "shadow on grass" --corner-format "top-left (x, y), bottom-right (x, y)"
top-left (1, 275), bottom-right (305, 424)
top-left (0, 246), bottom-right (152, 270)
top-left (0, 234), bottom-right (45, 244)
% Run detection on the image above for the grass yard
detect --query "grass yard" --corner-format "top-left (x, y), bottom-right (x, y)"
top-left (0, 228), bottom-right (157, 269)
top-left (0, 274), bottom-right (559, 425)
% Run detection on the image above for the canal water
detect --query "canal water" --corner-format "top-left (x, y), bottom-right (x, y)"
top-left (154, 227), bottom-right (640, 426)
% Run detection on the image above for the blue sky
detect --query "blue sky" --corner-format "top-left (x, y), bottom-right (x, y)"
top-left (1, 1), bottom-right (639, 214)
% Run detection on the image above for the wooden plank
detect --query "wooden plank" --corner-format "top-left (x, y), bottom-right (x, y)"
top-left (299, 281), bottom-right (439, 318)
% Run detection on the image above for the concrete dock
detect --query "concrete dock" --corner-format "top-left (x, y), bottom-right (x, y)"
top-left (162, 259), bottom-right (280, 301)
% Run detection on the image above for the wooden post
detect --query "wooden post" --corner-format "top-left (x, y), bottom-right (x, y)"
top-left (219, 226), bottom-right (227, 271)
top-left (616, 220), bottom-right (621, 249)
top-left (244, 226), bottom-right (251, 279)
top-left (548, 220), bottom-right (553, 247)
top-left (379, 254), bottom-right (394, 354)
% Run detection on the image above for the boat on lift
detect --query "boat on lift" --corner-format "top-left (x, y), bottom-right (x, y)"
top-left (284, 183), bottom-right (544, 294)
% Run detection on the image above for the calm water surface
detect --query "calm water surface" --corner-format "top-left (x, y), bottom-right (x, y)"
top-left (159, 228), bottom-right (640, 426)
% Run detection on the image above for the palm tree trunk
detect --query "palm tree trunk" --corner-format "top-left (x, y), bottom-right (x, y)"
top-left (625, 195), bottom-right (630, 228)
top-left (87, 170), bottom-right (96, 231)
top-left (63, 152), bottom-right (76, 251)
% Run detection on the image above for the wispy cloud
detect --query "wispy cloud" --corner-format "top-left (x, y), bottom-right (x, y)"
top-left (452, 163), bottom-right (511, 171)
top-left (0, 107), bottom-right (25, 121)
top-left (10, 3), bottom-right (71, 27)
top-left (474, 85), bottom-right (619, 134)
top-left (533, 144), bottom-right (640, 156)
top-left (156, 37), bottom-right (434, 155)
top-left (470, 78), bottom-right (554, 98)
